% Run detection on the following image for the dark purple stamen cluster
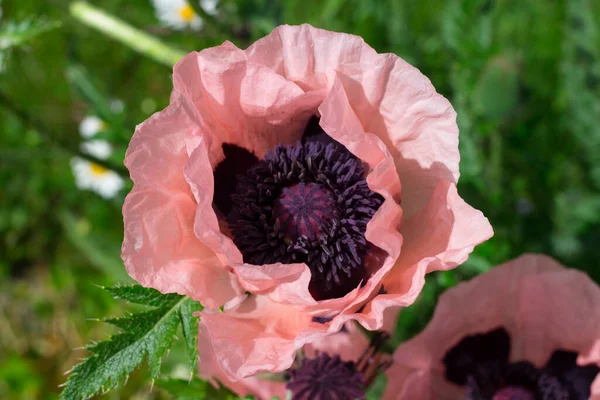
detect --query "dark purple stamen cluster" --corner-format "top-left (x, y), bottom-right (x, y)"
top-left (442, 328), bottom-right (600, 400)
top-left (286, 353), bottom-right (365, 400)
top-left (467, 360), bottom-right (570, 400)
top-left (228, 140), bottom-right (383, 300)
top-left (286, 332), bottom-right (390, 400)
top-left (273, 182), bottom-right (338, 241)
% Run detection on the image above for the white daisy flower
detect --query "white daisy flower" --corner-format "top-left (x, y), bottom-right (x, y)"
top-left (81, 139), bottom-right (113, 160)
top-left (152, 0), bottom-right (218, 31)
top-left (71, 157), bottom-right (125, 199)
top-left (79, 115), bottom-right (106, 138)
top-left (201, 0), bottom-right (219, 16)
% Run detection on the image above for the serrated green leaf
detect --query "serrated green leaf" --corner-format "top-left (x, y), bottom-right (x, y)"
top-left (105, 284), bottom-right (181, 307)
top-left (61, 286), bottom-right (202, 399)
top-left (179, 297), bottom-right (203, 373)
top-left (0, 18), bottom-right (61, 50)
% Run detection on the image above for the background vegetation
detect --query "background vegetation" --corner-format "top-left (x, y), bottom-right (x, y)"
top-left (1, 0), bottom-right (599, 398)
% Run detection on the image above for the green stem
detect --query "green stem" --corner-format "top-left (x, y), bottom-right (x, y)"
top-left (69, 2), bottom-right (186, 67)
top-left (0, 90), bottom-right (129, 177)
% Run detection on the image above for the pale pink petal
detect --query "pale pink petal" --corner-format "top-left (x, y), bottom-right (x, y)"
top-left (334, 57), bottom-right (459, 219)
top-left (303, 322), bottom-right (370, 362)
top-left (183, 140), bottom-right (244, 266)
top-left (122, 99), bottom-right (242, 308)
top-left (246, 24), bottom-right (380, 91)
top-left (198, 321), bottom-right (287, 400)
top-left (199, 296), bottom-right (314, 379)
top-left (518, 268), bottom-right (600, 367)
top-left (231, 262), bottom-right (310, 295)
top-left (173, 45), bottom-right (324, 166)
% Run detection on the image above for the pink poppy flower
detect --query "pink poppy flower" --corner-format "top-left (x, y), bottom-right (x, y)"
top-left (198, 318), bottom-right (390, 400)
top-left (122, 24), bottom-right (492, 374)
top-left (383, 254), bottom-right (600, 400)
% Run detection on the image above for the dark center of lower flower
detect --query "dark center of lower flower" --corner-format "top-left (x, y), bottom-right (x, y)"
top-left (442, 328), bottom-right (600, 400)
top-left (466, 361), bottom-right (572, 400)
top-left (492, 386), bottom-right (536, 400)
top-left (228, 136), bottom-right (383, 301)
top-left (286, 353), bottom-right (365, 400)
top-left (273, 182), bottom-right (338, 241)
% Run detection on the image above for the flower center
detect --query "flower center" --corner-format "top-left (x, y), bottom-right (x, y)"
top-left (89, 162), bottom-right (109, 176)
top-left (492, 386), bottom-right (536, 400)
top-left (178, 5), bottom-right (196, 22)
top-left (286, 353), bottom-right (365, 400)
top-left (464, 361), bottom-right (572, 400)
top-left (273, 182), bottom-right (338, 242)
top-left (228, 140), bottom-right (383, 301)
top-left (442, 328), bottom-right (599, 400)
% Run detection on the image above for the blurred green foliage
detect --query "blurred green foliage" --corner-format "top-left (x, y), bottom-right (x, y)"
top-left (0, 0), bottom-right (599, 398)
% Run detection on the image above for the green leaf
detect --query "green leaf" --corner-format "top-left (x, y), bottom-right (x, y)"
top-left (105, 284), bottom-right (181, 307)
top-left (179, 297), bottom-right (203, 373)
top-left (61, 285), bottom-right (203, 399)
top-left (0, 18), bottom-right (61, 51)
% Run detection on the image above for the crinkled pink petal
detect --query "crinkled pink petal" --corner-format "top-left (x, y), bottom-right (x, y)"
top-left (333, 57), bottom-right (459, 219)
top-left (122, 99), bottom-right (242, 308)
top-left (383, 254), bottom-right (600, 399)
top-left (199, 296), bottom-right (314, 379)
top-left (246, 25), bottom-right (380, 91)
top-left (517, 268), bottom-right (600, 370)
top-left (183, 139), bottom-right (243, 266)
top-left (231, 262), bottom-right (310, 295)
top-left (173, 43), bottom-right (325, 164)
top-left (303, 322), bottom-right (370, 362)
top-left (197, 320), bottom-right (287, 400)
